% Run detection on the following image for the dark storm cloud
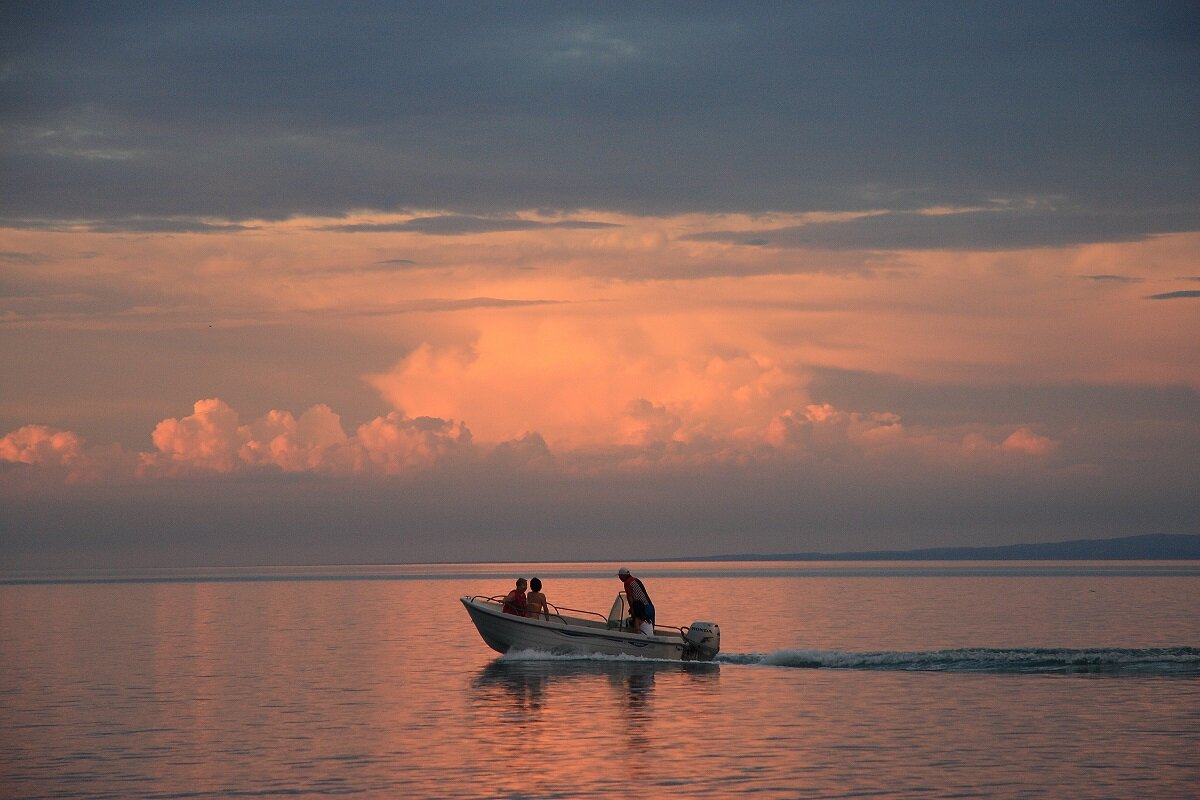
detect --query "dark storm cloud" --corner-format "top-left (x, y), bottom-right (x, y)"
top-left (2, 2), bottom-right (1197, 243)
top-left (324, 215), bottom-right (619, 235)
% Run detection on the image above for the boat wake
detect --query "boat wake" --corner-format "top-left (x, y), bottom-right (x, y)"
top-left (718, 646), bottom-right (1200, 676)
top-left (493, 646), bottom-right (1200, 676)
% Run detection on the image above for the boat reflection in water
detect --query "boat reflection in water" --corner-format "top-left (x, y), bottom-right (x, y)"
top-left (471, 656), bottom-right (719, 726)
top-left (465, 657), bottom-right (720, 792)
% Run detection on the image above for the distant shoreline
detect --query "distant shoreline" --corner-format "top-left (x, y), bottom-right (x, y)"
top-left (674, 533), bottom-right (1200, 562)
top-left (3, 534), bottom-right (1198, 580)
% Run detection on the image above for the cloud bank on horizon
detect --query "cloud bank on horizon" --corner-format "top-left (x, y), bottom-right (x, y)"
top-left (1, 2), bottom-right (1198, 567)
top-left (1, 395), bottom-right (1059, 482)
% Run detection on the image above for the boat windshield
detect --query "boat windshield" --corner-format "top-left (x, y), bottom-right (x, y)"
top-left (606, 592), bottom-right (626, 628)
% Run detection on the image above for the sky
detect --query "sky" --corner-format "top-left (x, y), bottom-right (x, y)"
top-left (2, 2), bottom-right (1198, 569)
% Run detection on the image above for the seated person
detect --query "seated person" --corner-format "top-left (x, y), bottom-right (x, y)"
top-left (501, 578), bottom-right (528, 615)
top-left (525, 577), bottom-right (549, 620)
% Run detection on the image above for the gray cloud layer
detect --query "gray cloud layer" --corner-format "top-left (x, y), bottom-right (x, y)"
top-left (807, 368), bottom-right (1200, 428)
top-left (687, 208), bottom-right (1200, 251)
top-left (2, 2), bottom-right (1197, 246)
top-left (1147, 290), bottom-right (1200, 300)
top-left (323, 215), bottom-right (619, 235)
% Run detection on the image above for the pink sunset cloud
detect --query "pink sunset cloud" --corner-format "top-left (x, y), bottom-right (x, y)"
top-left (3, 394), bottom-right (1064, 485)
top-left (365, 316), bottom-right (810, 450)
top-left (0, 216), bottom-right (1191, 556)
top-left (0, 425), bottom-right (86, 468)
top-left (998, 427), bottom-right (1060, 457)
top-left (136, 399), bottom-right (474, 478)
top-left (0, 424), bottom-right (136, 485)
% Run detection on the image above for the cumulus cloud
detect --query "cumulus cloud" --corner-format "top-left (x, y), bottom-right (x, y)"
top-left (621, 399), bottom-right (685, 447)
top-left (755, 406), bottom-right (1064, 475)
top-left (2, 394), bottom-right (1065, 486)
top-left (354, 413), bottom-right (472, 472)
top-left (0, 425), bottom-right (86, 467)
top-left (238, 404), bottom-right (350, 472)
top-left (148, 398), bottom-right (244, 472)
top-left (4, 400), bottom-right (474, 484)
top-left (764, 404), bottom-right (904, 462)
top-left (367, 327), bottom-right (809, 450)
top-left (961, 427), bottom-right (1061, 460)
top-left (998, 427), bottom-right (1060, 456)
top-left (365, 319), bottom-right (1074, 471)
top-left (488, 431), bottom-right (556, 469)
top-left (0, 424), bottom-right (131, 483)
top-left (138, 399), bottom-right (474, 477)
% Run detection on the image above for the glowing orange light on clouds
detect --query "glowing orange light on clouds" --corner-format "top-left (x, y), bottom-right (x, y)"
top-left (2, 212), bottom-right (1198, 483)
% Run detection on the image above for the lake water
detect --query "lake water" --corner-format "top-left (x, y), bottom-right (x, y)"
top-left (2, 561), bottom-right (1198, 798)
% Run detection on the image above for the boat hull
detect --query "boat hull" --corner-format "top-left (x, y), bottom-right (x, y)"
top-left (462, 596), bottom-right (689, 660)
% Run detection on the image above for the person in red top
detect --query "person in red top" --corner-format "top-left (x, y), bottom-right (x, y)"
top-left (618, 567), bottom-right (655, 634)
top-left (501, 577), bottom-right (528, 615)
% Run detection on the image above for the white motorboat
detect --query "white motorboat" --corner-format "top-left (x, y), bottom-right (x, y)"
top-left (461, 593), bottom-right (721, 661)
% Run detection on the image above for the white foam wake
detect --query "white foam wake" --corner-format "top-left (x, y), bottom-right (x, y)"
top-left (718, 647), bottom-right (1200, 675)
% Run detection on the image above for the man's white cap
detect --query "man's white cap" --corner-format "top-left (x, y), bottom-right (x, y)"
top-left (618, 567), bottom-right (630, 576)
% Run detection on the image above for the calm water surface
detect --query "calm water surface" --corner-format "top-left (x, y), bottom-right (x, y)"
top-left (1, 561), bottom-right (1198, 798)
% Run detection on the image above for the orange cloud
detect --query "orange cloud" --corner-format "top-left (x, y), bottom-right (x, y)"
top-left (0, 425), bottom-right (85, 467)
top-left (999, 427), bottom-right (1059, 456)
top-left (764, 404), bottom-right (905, 461)
top-left (354, 412), bottom-right (472, 473)
top-left (2, 395), bottom-right (1064, 486)
top-left (961, 427), bottom-right (1061, 461)
top-left (4, 215), bottom-right (1197, 400)
top-left (4, 212), bottom-right (1186, 492)
top-left (136, 398), bottom-right (473, 477)
top-left (366, 316), bottom-right (809, 450)
top-left (0, 424), bottom-right (130, 484)
top-left (148, 398), bottom-right (244, 472)
top-left (239, 405), bottom-right (350, 472)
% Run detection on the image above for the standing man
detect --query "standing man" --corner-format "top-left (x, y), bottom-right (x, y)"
top-left (617, 567), bottom-right (655, 634)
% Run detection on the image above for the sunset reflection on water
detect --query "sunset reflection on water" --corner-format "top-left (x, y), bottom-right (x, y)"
top-left (1, 564), bottom-right (1197, 798)
top-left (463, 658), bottom-right (720, 794)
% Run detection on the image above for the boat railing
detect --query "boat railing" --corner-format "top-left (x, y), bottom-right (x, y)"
top-left (467, 594), bottom-right (607, 626)
top-left (467, 594), bottom-right (686, 635)
top-left (544, 601), bottom-right (609, 625)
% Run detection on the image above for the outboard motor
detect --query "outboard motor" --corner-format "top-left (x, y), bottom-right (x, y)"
top-left (682, 622), bottom-right (721, 661)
